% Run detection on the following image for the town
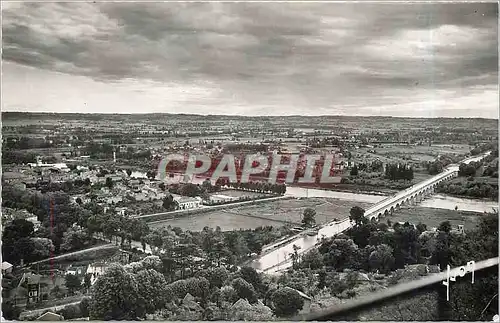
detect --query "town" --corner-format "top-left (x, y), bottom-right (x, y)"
top-left (1, 112), bottom-right (498, 321)
top-left (2, 1), bottom-right (498, 322)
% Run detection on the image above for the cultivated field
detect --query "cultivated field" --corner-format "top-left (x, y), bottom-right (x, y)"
top-left (355, 144), bottom-right (471, 164)
top-left (387, 205), bottom-right (485, 231)
top-left (148, 211), bottom-right (282, 231)
top-left (228, 197), bottom-right (372, 224)
top-left (150, 197), bottom-right (373, 231)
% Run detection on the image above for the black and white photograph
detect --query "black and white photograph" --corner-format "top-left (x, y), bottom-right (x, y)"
top-left (1, 1), bottom-right (498, 321)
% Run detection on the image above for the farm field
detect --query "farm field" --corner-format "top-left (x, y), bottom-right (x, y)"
top-left (150, 197), bottom-right (374, 231)
top-left (228, 197), bottom-right (373, 224)
top-left (387, 205), bottom-right (485, 231)
top-left (148, 211), bottom-right (283, 231)
top-left (354, 144), bottom-right (471, 164)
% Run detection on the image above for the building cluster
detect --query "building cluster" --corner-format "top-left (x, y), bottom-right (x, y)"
top-left (1, 250), bottom-right (131, 313)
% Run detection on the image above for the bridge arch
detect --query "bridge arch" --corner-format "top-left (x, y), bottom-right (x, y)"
top-left (384, 209), bottom-right (389, 217)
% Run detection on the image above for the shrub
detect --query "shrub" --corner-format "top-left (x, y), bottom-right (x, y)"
top-left (231, 278), bottom-right (258, 304)
top-left (271, 287), bottom-right (305, 317)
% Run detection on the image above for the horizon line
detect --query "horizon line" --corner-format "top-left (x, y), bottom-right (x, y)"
top-left (2, 111), bottom-right (498, 121)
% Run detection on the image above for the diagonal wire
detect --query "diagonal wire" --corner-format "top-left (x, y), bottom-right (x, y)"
top-left (479, 293), bottom-right (498, 320)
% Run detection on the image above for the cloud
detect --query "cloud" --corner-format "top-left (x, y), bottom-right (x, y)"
top-left (1, 2), bottom-right (498, 117)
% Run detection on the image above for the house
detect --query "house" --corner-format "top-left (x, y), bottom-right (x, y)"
top-left (2, 171), bottom-right (29, 184)
top-left (11, 273), bottom-right (43, 305)
top-left (174, 196), bottom-right (203, 210)
top-left (66, 265), bottom-right (87, 277)
top-left (108, 250), bottom-right (132, 265)
top-left (105, 196), bottom-right (123, 204)
top-left (2, 208), bottom-right (41, 231)
top-left (9, 272), bottom-right (67, 307)
top-left (72, 195), bottom-right (90, 205)
top-left (86, 263), bottom-right (107, 286)
top-left (2, 261), bottom-right (13, 275)
top-left (36, 312), bottom-right (64, 321)
top-left (209, 194), bottom-right (235, 203)
top-left (106, 174), bottom-right (123, 183)
top-left (115, 207), bottom-right (127, 216)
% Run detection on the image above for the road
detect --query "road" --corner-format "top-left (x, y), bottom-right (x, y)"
top-left (248, 152), bottom-right (491, 274)
top-left (132, 195), bottom-right (289, 221)
top-left (27, 243), bottom-right (115, 266)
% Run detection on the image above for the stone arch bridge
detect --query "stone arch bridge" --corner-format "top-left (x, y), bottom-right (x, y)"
top-left (364, 168), bottom-right (457, 221)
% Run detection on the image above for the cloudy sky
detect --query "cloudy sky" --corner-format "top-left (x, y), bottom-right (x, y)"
top-left (2, 2), bottom-right (498, 118)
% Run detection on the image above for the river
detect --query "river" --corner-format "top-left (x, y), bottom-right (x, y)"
top-left (156, 172), bottom-right (497, 213)
top-left (284, 186), bottom-right (497, 213)
top-left (250, 152), bottom-right (496, 274)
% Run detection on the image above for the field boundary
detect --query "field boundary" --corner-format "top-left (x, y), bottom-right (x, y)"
top-left (144, 195), bottom-right (294, 223)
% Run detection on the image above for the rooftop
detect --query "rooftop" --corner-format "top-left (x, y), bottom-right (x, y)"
top-left (2, 261), bottom-right (13, 270)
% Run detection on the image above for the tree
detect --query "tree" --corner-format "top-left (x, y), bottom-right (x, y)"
top-left (30, 237), bottom-right (55, 261)
top-left (105, 177), bottom-right (114, 189)
top-left (65, 274), bottom-right (82, 295)
top-left (51, 285), bottom-right (64, 299)
top-left (220, 285), bottom-right (238, 304)
top-left (179, 183), bottom-right (200, 197)
top-left (430, 231), bottom-right (451, 270)
top-left (89, 264), bottom-right (144, 320)
top-left (345, 290), bottom-right (439, 321)
top-left (349, 206), bottom-right (367, 227)
top-left (319, 238), bottom-right (359, 270)
top-left (3, 219), bottom-right (34, 242)
top-left (228, 300), bottom-right (274, 321)
top-left (232, 278), bottom-right (258, 304)
top-left (146, 171), bottom-right (157, 180)
top-left (416, 222), bottom-right (427, 234)
top-left (458, 163), bottom-right (477, 177)
top-left (271, 287), bottom-right (304, 317)
top-left (302, 208), bottom-right (316, 228)
top-left (350, 165), bottom-right (359, 176)
top-left (238, 267), bottom-right (262, 293)
top-left (317, 269), bottom-right (327, 289)
top-left (142, 255), bottom-right (163, 271)
top-left (61, 226), bottom-right (89, 252)
top-left (203, 267), bottom-right (229, 288)
top-left (83, 274), bottom-right (92, 291)
top-left (300, 248), bottom-right (324, 270)
top-left (80, 297), bottom-right (91, 317)
top-left (135, 269), bottom-right (171, 314)
top-left (368, 244), bottom-right (395, 274)
top-left (57, 304), bottom-right (82, 320)
top-left (428, 161), bottom-right (444, 175)
top-left (162, 194), bottom-right (175, 211)
top-left (169, 279), bottom-right (188, 299)
top-left (438, 221), bottom-right (452, 233)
